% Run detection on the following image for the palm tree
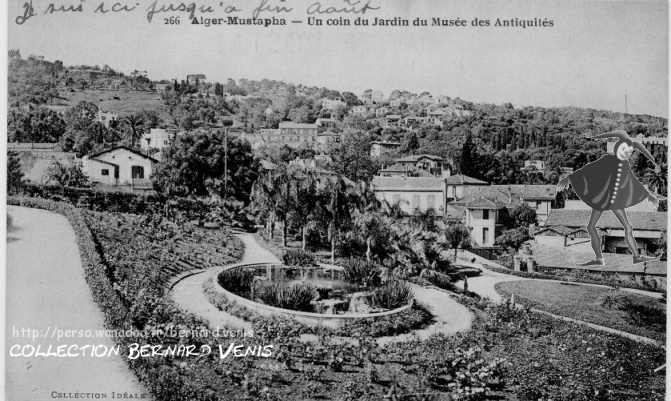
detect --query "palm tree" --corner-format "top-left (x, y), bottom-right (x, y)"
top-left (318, 175), bottom-right (353, 264)
top-left (444, 223), bottom-right (471, 260)
top-left (289, 165), bottom-right (319, 250)
top-left (123, 114), bottom-right (144, 148)
top-left (645, 162), bottom-right (667, 196)
top-left (250, 171), bottom-right (279, 239)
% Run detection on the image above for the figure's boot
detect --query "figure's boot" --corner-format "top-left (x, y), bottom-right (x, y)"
top-left (633, 255), bottom-right (659, 264)
top-left (578, 258), bottom-right (605, 267)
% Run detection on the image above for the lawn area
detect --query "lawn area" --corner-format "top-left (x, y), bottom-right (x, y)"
top-left (47, 88), bottom-right (170, 119)
top-left (495, 280), bottom-right (666, 341)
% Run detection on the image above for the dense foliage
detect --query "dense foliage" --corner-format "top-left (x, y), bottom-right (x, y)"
top-left (282, 249), bottom-right (317, 267)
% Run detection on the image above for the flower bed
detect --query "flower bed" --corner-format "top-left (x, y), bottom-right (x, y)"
top-left (203, 276), bottom-right (433, 337)
top-left (211, 264), bottom-right (418, 329)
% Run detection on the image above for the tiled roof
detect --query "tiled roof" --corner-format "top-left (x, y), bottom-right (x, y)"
top-left (372, 176), bottom-right (443, 191)
top-left (395, 154), bottom-right (444, 162)
top-left (371, 141), bottom-right (401, 146)
top-left (465, 196), bottom-right (504, 209)
top-left (87, 146), bottom-right (158, 163)
top-left (444, 204), bottom-right (466, 220)
top-left (545, 209), bottom-right (667, 231)
top-left (278, 121), bottom-right (318, 129)
top-left (8, 142), bottom-right (60, 151)
top-left (455, 185), bottom-right (556, 208)
top-left (379, 163), bottom-right (410, 172)
top-left (444, 174), bottom-right (489, 185)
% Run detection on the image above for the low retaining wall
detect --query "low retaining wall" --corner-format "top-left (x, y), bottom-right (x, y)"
top-left (534, 265), bottom-right (666, 291)
top-left (213, 263), bottom-right (414, 329)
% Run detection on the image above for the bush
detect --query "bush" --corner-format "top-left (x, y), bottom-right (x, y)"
top-left (342, 258), bottom-right (382, 288)
top-left (256, 282), bottom-right (316, 312)
top-left (217, 268), bottom-right (254, 296)
top-left (282, 248), bottom-right (317, 267)
top-left (371, 280), bottom-right (413, 310)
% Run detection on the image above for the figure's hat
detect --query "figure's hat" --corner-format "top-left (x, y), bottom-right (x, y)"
top-left (595, 130), bottom-right (657, 166)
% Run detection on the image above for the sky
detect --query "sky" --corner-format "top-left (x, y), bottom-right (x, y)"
top-left (7, 0), bottom-right (669, 117)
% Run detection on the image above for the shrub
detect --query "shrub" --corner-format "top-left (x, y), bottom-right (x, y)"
top-left (342, 258), bottom-right (382, 288)
top-left (256, 282), bottom-right (316, 312)
top-left (282, 248), bottom-right (317, 267)
top-left (217, 268), bottom-right (254, 296)
top-left (371, 280), bottom-right (413, 310)
top-left (618, 298), bottom-right (666, 329)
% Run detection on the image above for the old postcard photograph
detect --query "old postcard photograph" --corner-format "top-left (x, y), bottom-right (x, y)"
top-left (2, 0), bottom-right (668, 400)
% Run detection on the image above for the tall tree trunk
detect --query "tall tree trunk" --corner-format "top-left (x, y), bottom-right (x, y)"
top-left (282, 219), bottom-right (287, 248)
top-left (330, 227), bottom-right (336, 265)
top-left (302, 226), bottom-right (307, 251)
top-left (366, 237), bottom-right (372, 262)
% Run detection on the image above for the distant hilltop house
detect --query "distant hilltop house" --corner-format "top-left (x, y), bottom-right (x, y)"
top-left (95, 110), bottom-right (119, 129)
top-left (605, 134), bottom-right (667, 154)
top-left (349, 105), bottom-right (370, 117)
top-left (383, 114), bottom-right (402, 128)
top-left (154, 81), bottom-right (172, 93)
top-left (370, 141), bottom-right (401, 158)
top-left (187, 74), bottom-right (206, 86)
top-left (82, 146), bottom-right (157, 188)
top-left (315, 118), bottom-right (337, 129)
top-left (140, 128), bottom-right (181, 160)
top-left (8, 142), bottom-right (78, 185)
top-left (321, 98), bottom-right (346, 111)
top-left (243, 121), bottom-right (341, 152)
top-left (362, 90), bottom-right (384, 105)
top-left (523, 160), bottom-right (546, 171)
top-left (278, 121), bottom-right (319, 136)
top-left (379, 154), bottom-right (452, 178)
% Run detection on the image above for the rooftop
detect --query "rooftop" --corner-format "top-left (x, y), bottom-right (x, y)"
top-left (395, 154), bottom-right (444, 163)
top-left (545, 209), bottom-right (667, 231)
top-left (279, 121), bottom-right (318, 129)
top-left (454, 184), bottom-right (556, 208)
top-left (444, 174), bottom-right (489, 185)
top-left (372, 176), bottom-right (444, 191)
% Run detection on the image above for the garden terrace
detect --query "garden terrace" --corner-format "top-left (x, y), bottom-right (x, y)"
top-left (10, 197), bottom-right (665, 401)
top-left (83, 210), bottom-right (243, 288)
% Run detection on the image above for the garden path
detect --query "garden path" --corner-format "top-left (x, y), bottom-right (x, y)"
top-left (169, 233), bottom-right (474, 344)
top-left (6, 206), bottom-right (148, 400)
top-left (452, 249), bottom-right (662, 302)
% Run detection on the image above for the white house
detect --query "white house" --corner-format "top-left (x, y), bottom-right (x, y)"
top-left (82, 146), bottom-right (157, 187)
top-left (371, 176), bottom-right (446, 216)
top-left (140, 128), bottom-right (179, 160)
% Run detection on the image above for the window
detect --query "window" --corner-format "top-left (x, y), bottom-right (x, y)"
top-left (483, 227), bottom-right (489, 244)
top-left (131, 165), bottom-right (145, 179)
top-left (482, 209), bottom-right (489, 220)
top-left (101, 169), bottom-right (109, 176)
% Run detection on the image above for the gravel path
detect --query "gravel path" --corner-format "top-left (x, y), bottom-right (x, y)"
top-left (6, 206), bottom-right (148, 400)
top-left (169, 233), bottom-right (473, 344)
